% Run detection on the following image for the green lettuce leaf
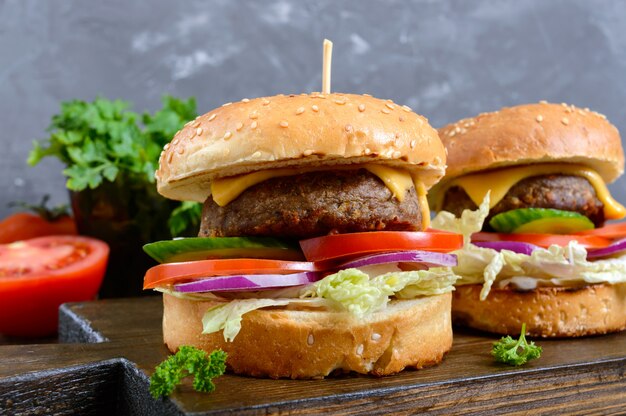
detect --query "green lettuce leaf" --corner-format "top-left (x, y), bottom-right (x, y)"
top-left (433, 194), bottom-right (626, 299)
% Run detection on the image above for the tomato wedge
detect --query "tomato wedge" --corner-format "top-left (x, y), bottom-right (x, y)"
top-left (299, 231), bottom-right (463, 262)
top-left (472, 232), bottom-right (611, 250)
top-left (143, 259), bottom-right (318, 289)
top-left (575, 222), bottom-right (626, 240)
top-left (0, 236), bottom-right (109, 337)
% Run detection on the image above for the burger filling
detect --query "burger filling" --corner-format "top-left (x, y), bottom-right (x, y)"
top-left (441, 174), bottom-right (605, 229)
top-left (200, 169), bottom-right (423, 238)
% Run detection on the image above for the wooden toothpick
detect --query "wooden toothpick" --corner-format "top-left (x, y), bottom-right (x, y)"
top-left (322, 39), bottom-right (333, 94)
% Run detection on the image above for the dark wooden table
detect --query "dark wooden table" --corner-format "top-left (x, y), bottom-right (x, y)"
top-left (0, 296), bottom-right (625, 415)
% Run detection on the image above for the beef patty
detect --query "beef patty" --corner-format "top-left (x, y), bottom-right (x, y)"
top-left (440, 174), bottom-right (605, 228)
top-left (200, 169), bottom-right (422, 238)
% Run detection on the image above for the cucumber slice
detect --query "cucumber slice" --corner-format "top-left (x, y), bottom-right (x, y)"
top-left (489, 208), bottom-right (595, 234)
top-left (143, 237), bottom-right (304, 263)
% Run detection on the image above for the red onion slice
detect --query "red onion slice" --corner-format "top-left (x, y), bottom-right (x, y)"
top-left (337, 250), bottom-right (457, 269)
top-left (587, 238), bottom-right (626, 259)
top-left (472, 241), bottom-right (540, 256)
top-left (174, 271), bottom-right (320, 293)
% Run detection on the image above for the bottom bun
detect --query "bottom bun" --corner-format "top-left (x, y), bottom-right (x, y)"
top-left (452, 283), bottom-right (626, 337)
top-left (163, 292), bottom-right (452, 379)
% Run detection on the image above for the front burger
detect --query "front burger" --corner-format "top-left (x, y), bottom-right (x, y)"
top-left (430, 102), bottom-right (626, 338)
top-left (145, 92), bottom-right (462, 379)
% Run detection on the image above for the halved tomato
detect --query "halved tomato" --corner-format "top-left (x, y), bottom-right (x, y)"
top-left (299, 230), bottom-right (463, 262)
top-left (471, 232), bottom-right (611, 250)
top-left (143, 259), bottom-right (318, 289)
top-left (575, 222), bottom-right (626, 240)
top-left (0, 236), bottom-right (109, 337)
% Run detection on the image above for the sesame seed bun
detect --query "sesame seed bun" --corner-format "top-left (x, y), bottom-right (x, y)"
top-left (437, 102), bottom-right (624, 185)
top-left (162, 292), bottom-right (452, 379)
top-left (156, 93), bottom-right (445, 202)
top-left (452, 283), bottom-right (626, 338)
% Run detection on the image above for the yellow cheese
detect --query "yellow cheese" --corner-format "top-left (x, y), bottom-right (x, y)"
top-left (415, 181), bottom-right (431, 230)
top-left (211, 164), bottom-right (415, 206)
top-left (435, 164), bottom-right (626, 220)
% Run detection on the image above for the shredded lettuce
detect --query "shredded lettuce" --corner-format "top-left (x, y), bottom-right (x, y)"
top-left (432, 194), bottom-right (626, 299)
top-left (199, 267), bottom-right (458, 341)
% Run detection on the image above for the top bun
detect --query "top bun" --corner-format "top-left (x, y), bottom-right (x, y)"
top-left (156, 93), bottom-right (445, 202)
top-left (438, 102), bottom-right (624, 183)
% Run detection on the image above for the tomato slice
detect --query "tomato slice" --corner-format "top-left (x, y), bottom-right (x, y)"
top-left (299, 230), bottom-right (463, 262)
top-left (575, 222), bottom-right (626, 240)
top-left (471, 232), bottom-right (611, 250)
top-left (0, 236), bottom-right (109, 337)
top-left (143, 259), bottom-right (318, 289)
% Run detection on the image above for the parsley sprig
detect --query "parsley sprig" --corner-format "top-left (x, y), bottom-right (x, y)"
top-left (150, 346), bottom-right (227, 399)
top-left (28, 96), bottom-right (202, 236)
top-left (492, 323), bottom-right (542, 366)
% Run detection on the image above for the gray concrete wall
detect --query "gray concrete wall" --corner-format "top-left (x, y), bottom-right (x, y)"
top-left (2, 0), bottom-right (626, 217)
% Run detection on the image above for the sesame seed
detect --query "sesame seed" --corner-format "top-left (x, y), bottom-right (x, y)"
top-left (184, 120), bottom-right (193, 127)
top-left (168, 153), bottom-right (174, 163)
top-left (561, 117), bottom-right (569, 125)
top-left (392, 151), bottom-right (401, 158)
top-left (363, 93), bottom-right (372, 97)
top-left (303, 149), bottom-right (313, 156)
top-left (536, 115), bottom-right (544, 122)
top-left (251, 121), bottom-right (258, 129)
top-left (307, 334), bottom-right (314, 345)
top-left (345, 124), bottom-right (353, 132)
top-left (454, 126), bottom-right (461, 133)
top-left (358, 104), bottom-right (366, 112)
top-left (365, 148), bottom-right (371, 155)
top-left (312, 105), bottom-right (319, 112)
top-left (196, 127), bottom-right (203, 136)
top-left (236, 122), bottom-right (243, 131)
top-left (224, 131), bottom-right (232, 140)
top-left (163, 143), bottom-right (170, 150)
top-left (371, 333), bottom-right (381, 341)
top-left (402, 105), bottom-right (412, 112)
top-left (561, 102), bottom-right (568, 107)
top-left (385, 102), bottom-right (395, 110)
top-left (399, 116), bottom-right (405, 122)
top-left (410, 140), bottom-right (416, 148)
top-left (222, 102), bottom-right (232, 107)
top-left (539, 100), bottom-right (548, 104)
top-left (208, 114), bottom-right (217, 122)
top-left (356, 344), bottom-right (364, 355)
top-left (584, 107), bottom-right (590, 112)
top-left (173, 138), bottom-right (180, 145)
top-left (262, 99), bottom-right (270, 106)
top-left (241, 98), bottom-right (250, 103)
top-left (193, 121), bottom-right (201, 128)
top-left (249, 111), bottom-right (258, 119)
top-left (381, 108), bottom-right (391, 114)
top-left (280, 120), bottom-right (289, 128)
top-left (177, 147), bottom-right (184, 154)
top-left (334, 99), bottom-right (346, 105)
top-left (289, 94), bottom-right (295, 97)
top-left (296, 107), bottom-right (305, 115)
top-left (448, 130), bottom-right (456, 137)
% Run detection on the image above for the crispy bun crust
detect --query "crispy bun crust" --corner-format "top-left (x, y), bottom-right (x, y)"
top-left (452, 283), bottom-right (626, 338)
top-left (156, 93), bottom-right (445, 202)
top-left (438, 102), bottom-right (624, 184)
top-left (163, 293), bottom-right (452, 379)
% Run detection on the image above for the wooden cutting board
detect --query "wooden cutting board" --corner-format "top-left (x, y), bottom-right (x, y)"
top-left (0, 296), bottom-right (625, 415)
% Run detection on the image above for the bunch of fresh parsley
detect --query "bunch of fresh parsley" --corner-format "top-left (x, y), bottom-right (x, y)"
top-left (28, 96), bottom-right (202, 236)
top-left (150, 346), bottom-right (227, 399)
top-left (492, 323), bottom-right (542, 366)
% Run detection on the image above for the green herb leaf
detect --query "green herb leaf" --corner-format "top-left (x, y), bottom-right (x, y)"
top-left (149, 346), bottom-right (227, 399)
top-left (492, 323), bottom-right (542, 366)
top-left (168, 201), bottom-right (203, 237)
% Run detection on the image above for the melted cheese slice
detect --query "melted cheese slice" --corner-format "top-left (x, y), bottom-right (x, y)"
top-left (211, 164), bottom-right (431, 229)
top-left (435, 164), bottom-right (626, 220)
